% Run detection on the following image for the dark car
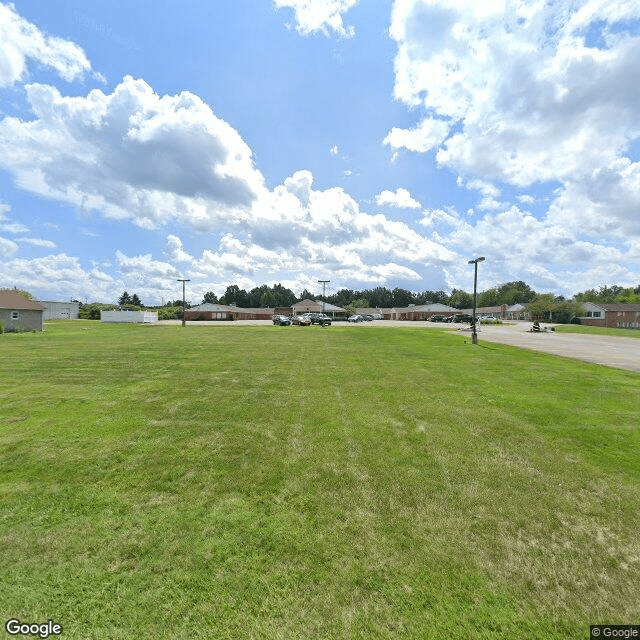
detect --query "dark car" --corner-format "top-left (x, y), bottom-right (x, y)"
top-left (305, 313), bottom-right (332, 325)
top-left (451, 313), bottom-right (473, 324)
top-left (429, 315), bottom-right (448, 322)
top-left (272, 315), bottom-right (291, 326)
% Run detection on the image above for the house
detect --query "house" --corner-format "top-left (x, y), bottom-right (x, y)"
top-left (579, 303), bottom-right (640, 329)
top-left (0, 290), bottom-right (44, 331)
top-left (505, 303), bottom-right (528, 320)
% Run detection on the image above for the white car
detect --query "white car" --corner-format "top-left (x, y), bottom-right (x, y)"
top-left (348, 314), bottom-right (363, 322)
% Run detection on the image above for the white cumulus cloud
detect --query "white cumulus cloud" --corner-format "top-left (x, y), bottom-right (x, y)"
top-left (0, 2), bottom-right (92, 87)
top-left (0, 76), bottom-right (265, 231)
top-left (375, 188), bottom-right (421, 209)
top-left (274, 0), bottom-right (359, 37)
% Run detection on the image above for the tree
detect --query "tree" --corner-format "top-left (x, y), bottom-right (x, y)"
top-left (526, 294), bottom-right (556, 320)
top-left (392, 287), bottom-right (414, 307)
top-left (202, 291), bottom-right (218, 304)
top-left (118, 291), bottom-right (132, 306)
top-left (345, 298), bottom-right (370, 316)
top-left (527, 294), bottom-right (583, 323)
top-left (220, 284), bottom-right (249, 307)
top-left (495, 281), bottom-right (536, 305)
top-left (448, 289), bottom-right (473, 309)
top-left (130, 293), bottom-right (142, 307)
top-left (260, 291), bottom-right (276, 308)
top-left (298, 288), bottom-right (315, 301)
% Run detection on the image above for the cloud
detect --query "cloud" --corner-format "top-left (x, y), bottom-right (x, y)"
top-left (274, 0), bottom-right (359, 38)
top-left (165, 234), bottom-right (193, 263)
top-left (389, 0), bottom-right (640, 187)
top-left (0, 235), bottom-right (18, 256)
top-left (375, 187), bottom-right (421, 209)
top-left (0, 76), bottom-right (265, 231)
top-left (18, 238), bottom-right (56, 248)
top-left (0, 253), bottom-right (118, 300)
top-left (383, 116), bottom-right (451, 154)
top-left (0, 2), bottom-right (92, 87)
top-left (330, 145), bottom-right (339, 155)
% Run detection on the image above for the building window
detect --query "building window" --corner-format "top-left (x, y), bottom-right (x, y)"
top-left (593, 312), bottom-right (601, 317)
top-left (11, 311), bottom-right (19, 320)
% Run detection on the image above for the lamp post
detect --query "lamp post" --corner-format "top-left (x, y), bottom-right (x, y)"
top-left (468, 257), bottom-right (485, 344)
top-left (318, 280), bottom-right (329, 326)
top-left (177, 278), bottom-right (190, 327)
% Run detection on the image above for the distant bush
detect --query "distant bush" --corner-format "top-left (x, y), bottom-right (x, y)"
top-left (157, 307), bottom-right (182, 320)
top-left (79, 303), bottom-right (117, 320)
top-left (0, 321), bottom-right (3, 334)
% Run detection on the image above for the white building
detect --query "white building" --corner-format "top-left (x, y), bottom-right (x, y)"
top-left (101, 310), bottom-right (158, 324)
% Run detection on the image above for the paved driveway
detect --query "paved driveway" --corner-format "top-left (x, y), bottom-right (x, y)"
top-left (471, 322), bottom-right (640, 372)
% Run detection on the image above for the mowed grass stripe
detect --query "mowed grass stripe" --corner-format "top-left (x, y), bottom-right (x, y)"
top-left (0, 321), bottom-right (638, 639)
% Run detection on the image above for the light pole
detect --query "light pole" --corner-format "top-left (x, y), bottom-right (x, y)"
top-left (177, 278), bottom-right (190, 327)
top-left (468, 257), bottom-right (485, 344)
top-left (318, 280), bottom-right (329, 326)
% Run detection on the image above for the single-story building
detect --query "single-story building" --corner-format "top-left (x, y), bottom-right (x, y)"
top-left (37, 300), bottom-right (80, 320)
top-left (358, 303), bottom-right (457, 321)
top-left (184, 304), bottom-right (290, 320)
top-left (579, 303), bottom-right (640, 329)
top-left (184, 303), bottom-right (234, 320)
top-left (0, 290), bottom-right (44, 331)
top-left (292, 299), bottom-right (347, 318)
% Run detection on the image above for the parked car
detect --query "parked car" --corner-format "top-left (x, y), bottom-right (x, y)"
top-left (481, 315), bottom-right (498, 322)
top-left (305, 313), bottom-right (332, 325)
top-left (348, 315), bottom-right (363, 323)
top-left (429, 315), bottom-right (448, 322)
top-left (291, 315), bottom-right (311, 326)
top-left (450, 313), bottom-right (473, 324)
top-left (272, 315), bottom-right (291, 326)
top-left (363, 315), bottom-right (374, 321)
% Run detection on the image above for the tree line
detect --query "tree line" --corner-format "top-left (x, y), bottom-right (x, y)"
top-left (75, 281), bottom-right (640, 322)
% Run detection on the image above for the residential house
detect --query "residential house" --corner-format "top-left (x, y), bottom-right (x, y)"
top-left (0, 290), bottom-right (44, 331)
top-left (579, 303), bottom-right (640, 329)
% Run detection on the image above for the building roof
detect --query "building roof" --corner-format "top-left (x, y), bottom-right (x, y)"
top-left (599, 303), bottom-right (640, 311)
top-left (293, 299), bottom-right (347, 312)
top-left (0, 290), bottom-right (44, 311)
top-left (409, 303), bottom-right (457, 312)
top-left (188, 303), bottom-right (235, 312)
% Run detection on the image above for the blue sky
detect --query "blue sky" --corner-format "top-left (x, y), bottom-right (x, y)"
top-left (1, 0), bottom-right (639, 304)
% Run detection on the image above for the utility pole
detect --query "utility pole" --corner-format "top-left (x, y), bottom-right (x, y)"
top-left (468, 257), bottom-right (485, 344)
top-left (318, 280), bottom-right (330, 326)
top-left (177, 279), bottom-right (190, 327)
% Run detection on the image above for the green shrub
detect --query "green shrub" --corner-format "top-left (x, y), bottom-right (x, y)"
top-left (0, 321), bottom-right (4, 334)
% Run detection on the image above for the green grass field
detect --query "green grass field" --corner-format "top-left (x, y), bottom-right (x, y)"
top-left (554, 324), bottom-right (640, 338)
top-left (1, 321), bottom-right (638, 639)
